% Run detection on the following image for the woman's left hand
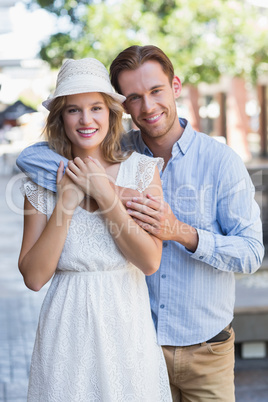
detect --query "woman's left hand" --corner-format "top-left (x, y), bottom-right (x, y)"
top-left (65, 156), bottom-right (110, 200)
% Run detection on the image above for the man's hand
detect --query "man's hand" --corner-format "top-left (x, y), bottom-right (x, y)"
top-left (125, 193), bottom-right (177, 241)
top-left (110, 183), bottom-right (141, 207)
top-left (126, 193), bottom-right (199, 251)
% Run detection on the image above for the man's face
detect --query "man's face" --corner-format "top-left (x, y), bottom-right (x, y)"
top-left (118, 61), bottom-right (181, 142)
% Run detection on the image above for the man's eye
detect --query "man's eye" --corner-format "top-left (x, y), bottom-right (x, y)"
top-left (129, 96), bottom-right (140, 102)
top-left (152, 89), bottom-right (161, 94)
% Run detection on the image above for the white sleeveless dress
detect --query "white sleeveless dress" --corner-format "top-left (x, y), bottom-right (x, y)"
top-left (22, 152), bottom-right (172, 402)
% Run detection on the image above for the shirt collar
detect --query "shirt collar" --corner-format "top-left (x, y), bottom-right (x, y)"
top-left (174, 118), bottom-right (196, 156)
top-left (134, 131), bottom-right (154, 156)
top-left (132, 117), bottom-right (196, 157)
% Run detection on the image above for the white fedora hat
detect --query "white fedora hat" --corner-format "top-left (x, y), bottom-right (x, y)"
top-left (42, 58), bottom-right (126, 110)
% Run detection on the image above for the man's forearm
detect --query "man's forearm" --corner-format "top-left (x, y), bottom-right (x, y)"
top-left (171, 220), bottom-right (199, 252)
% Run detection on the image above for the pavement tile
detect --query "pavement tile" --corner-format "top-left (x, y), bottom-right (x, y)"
top-left (236, 389), bottom-right (268, 402)
top-left (0, 174), bottom-right (45, 402)
top-left (235, 368), bottom-right (268, 388)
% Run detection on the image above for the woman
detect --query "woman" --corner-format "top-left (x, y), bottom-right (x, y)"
top-left (18, 58), bottom-right (171, 401)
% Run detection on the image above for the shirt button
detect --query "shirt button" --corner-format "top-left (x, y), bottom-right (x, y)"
top-left (199, 256), bottom-right (204, 260)
top-left (163, 242), bottom-right (168, 248)
top-left (161, 274), bottom-right (166, 279)
top-left (160, 304), bottom-right (165, 309)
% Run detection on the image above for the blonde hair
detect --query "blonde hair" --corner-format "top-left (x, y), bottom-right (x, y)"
top-left (43, 93), bottom-right (128, 162)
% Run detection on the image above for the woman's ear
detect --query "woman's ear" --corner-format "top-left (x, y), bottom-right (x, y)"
top-left (172, 76), bottom-right (182, 99)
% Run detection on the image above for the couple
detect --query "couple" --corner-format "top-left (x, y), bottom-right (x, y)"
top-left (17, 45), bottom-right (264, 402)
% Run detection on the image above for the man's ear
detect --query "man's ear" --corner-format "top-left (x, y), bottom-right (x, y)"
top-left (172, 76), bottom-right (182, 99)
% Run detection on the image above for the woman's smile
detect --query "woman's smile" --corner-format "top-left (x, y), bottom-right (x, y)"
top-left (77, 128), bottom-right (98, 137)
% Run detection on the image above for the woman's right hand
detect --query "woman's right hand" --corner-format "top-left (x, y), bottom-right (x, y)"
top-left (56, 161), bottom-right (85, 212)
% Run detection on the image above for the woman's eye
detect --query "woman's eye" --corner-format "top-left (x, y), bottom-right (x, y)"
top-left (92, 106), bottom-right (102, 111)
top-left (67, 108), bottom-right (79, 113)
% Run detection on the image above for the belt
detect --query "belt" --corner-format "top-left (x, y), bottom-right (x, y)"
top-left (206, 323), bottom-right (232, 343)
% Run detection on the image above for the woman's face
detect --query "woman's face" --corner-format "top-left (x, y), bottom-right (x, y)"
top-left (62, 92), bottom-right (110, 157)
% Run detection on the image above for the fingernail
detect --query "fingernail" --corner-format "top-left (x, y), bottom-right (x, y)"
top-left (126, 201), bottom-right (131, 207)
top-left (132, 197), bottom-right (138, 201)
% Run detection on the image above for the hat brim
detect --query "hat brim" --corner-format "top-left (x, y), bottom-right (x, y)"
top-left (42, 90), bottom-right (126, 111)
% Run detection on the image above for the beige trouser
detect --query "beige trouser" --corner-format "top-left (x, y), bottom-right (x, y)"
top-left (162, 328), bottom-right (235, 402)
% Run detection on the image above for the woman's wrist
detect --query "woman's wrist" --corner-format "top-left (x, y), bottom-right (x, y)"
top-left (57, 194), bottom-right (78, 215)
top-left (96, 187), bottom-right (119, 213)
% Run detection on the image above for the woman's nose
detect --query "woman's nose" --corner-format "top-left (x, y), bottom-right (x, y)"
top-left (80, 110), bottom-right (93, 125)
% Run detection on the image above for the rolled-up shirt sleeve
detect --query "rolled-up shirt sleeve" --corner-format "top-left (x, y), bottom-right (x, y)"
top-left (16, 142), bottom-right (68, 193)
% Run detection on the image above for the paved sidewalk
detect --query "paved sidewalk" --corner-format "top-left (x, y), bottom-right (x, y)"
top-left (0, 173), bottom-right (47, 402)
top-left (0, 172), bottom-right (268, 401)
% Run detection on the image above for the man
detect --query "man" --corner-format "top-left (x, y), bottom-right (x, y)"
top-left (109, 47), bottom-right (264, 401)
top-left (17, 45), bottom-right (264, 401)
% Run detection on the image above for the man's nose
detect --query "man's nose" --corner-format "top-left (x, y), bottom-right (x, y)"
top-left (141, 96), bottom-right (154, 113)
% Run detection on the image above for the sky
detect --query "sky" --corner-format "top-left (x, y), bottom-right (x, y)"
top-left (0, 2), bottom-right (56, 60)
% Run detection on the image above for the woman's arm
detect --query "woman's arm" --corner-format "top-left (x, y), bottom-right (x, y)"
top-left (100, 168), bottom-right (163, 275)
top-left (18, 162), bottom-right (84, 291)
top-left (66, 157), bottom-right (163, 276)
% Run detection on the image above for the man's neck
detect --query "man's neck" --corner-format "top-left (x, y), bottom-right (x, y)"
top-left (142, 124), bottom-right (184, 169)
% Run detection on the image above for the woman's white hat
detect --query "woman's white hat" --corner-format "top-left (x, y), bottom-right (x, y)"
top-left (42, 58), bottom-right (126, 110)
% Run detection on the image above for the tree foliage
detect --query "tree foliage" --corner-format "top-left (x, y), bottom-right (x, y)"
top-left (28, 0), bottom-right (268, 84)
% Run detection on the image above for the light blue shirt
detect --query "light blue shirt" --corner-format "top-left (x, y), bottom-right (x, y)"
top-left (16, 118), bottom-right (264, 346)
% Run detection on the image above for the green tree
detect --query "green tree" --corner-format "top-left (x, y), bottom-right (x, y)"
top-left (27, 0), bottom-right (268, 85)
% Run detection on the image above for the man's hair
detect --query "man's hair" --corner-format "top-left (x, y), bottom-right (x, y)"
top-left (110, 45), bottom-right (174, 94)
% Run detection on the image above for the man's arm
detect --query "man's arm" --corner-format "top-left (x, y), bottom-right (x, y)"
top-left (126, 152), bottom-right (264, 274)
top-left (126, 195), bottom-right (198, 252)
top-left (16, 142), bottom-right (141, 204)
top-left (16, 142), bottom-right (68, 193)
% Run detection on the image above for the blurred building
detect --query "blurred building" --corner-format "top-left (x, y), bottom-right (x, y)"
top-left (0, 0), bottom-right (16, 35)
